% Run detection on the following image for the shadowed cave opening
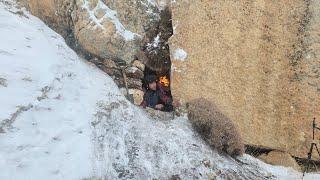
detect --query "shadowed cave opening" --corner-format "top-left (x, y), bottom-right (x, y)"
top-left (136, 6), bottom-right (174, 111)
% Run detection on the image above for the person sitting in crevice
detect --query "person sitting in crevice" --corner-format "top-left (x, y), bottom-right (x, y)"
top-left (140, 75), bottom-right (174, 112)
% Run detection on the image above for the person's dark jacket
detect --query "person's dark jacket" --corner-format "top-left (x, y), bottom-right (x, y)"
top-left (140, 83), bottom-right (173, 112)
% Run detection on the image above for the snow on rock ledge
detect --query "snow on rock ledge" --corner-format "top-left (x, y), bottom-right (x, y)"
top-left (81, 0), bottom-right (140, 41)
top-left (0, 1), bottom-right (319, 179)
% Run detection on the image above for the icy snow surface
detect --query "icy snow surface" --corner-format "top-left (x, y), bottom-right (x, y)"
top-left (0, 1), bottom-right (319, 179)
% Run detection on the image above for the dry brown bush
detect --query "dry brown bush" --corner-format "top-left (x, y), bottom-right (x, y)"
top-left (187, 98), bottom-right (244, 157)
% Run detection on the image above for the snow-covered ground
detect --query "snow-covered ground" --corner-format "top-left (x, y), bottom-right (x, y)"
top-left (0, 1), bottom-right (319, 179)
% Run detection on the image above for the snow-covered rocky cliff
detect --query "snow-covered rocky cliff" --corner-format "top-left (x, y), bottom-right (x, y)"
top-left (0, 1), bottom-right (319, 179)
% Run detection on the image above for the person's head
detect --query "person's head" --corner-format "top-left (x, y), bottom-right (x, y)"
top-left (145, 75), bottom-right (157, 91)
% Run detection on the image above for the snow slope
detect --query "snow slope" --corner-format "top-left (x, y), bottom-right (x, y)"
top-left (0, 1), bottom-right (319, 179)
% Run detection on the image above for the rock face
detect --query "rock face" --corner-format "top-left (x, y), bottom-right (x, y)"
top-left (28, 0), bottom-right (76, 45)
top-left (258, 151), bottom-right (301, 172)
top-left (169, 0), bottom-right (320, 160)
top-left (28, 0), bottom-right (160, 63)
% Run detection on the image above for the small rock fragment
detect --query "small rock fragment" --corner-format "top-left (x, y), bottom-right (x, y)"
top-left (0, 77), bottom-right (7, 87)
top-left (132, 60), bottom-right (145, 71)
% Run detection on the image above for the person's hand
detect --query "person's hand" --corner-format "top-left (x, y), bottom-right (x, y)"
top-left (155, 104), bottom-right (164, 110)
top-left (172, 100), bottom-right (181, 108)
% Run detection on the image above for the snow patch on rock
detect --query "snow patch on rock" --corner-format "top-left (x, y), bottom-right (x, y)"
top-left (173, 48), bottom-right (188, 61)
top-left (81, 0), bottom-right (141, 41)
top-left (146, 34), bottom-right (160, 52)
top-left (146, 0), bottom-right (158, 7)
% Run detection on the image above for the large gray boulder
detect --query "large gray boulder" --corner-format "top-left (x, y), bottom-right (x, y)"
top-left (28, 0), bottom-right (161, 63)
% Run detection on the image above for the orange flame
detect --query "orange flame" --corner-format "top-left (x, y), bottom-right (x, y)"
top-left (159, 76), bottom-right (170, 87)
